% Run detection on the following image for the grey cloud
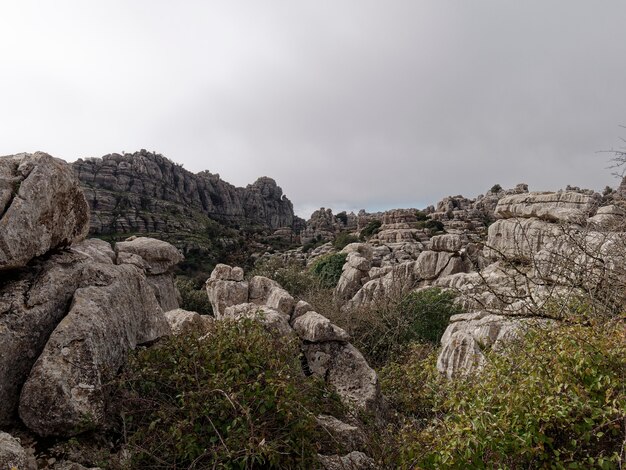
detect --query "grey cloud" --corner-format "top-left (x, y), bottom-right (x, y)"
top-left (1, 1), bottom-right (625, 218)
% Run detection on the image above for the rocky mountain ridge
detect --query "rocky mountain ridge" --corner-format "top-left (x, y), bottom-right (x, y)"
top-left (72, 149), bottom-right (303, 235)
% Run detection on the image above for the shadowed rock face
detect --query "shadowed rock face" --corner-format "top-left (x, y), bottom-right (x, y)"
top-left (72, 150), bottom-right (297, 234)
top-left (0, 152), bottom-right (90, 271)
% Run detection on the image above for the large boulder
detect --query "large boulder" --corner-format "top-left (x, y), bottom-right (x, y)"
top-left (0, 152), bottom-right (90, 270)
top-left (485, 218), bottom-right (561, 261)
top-left (0, 239), bottom-right (114, 426)
top-left (19, 263), bottom-right (170, 437)
top-left (0, 432), bottom-right (29, 469)
top-left (205, 264), bottom-right (249, 318)
top-left (114, 237), bottom-right (183, 275)
top-left (222, 303), bottom-right (293, 337)
top-left (292, 311), bottom-right (350, 342)
top-left (165, 308), bottom-right (213, 336)
top-left (303, 342), bottom-right (381, 415)
top-left (437, 311), bottom-right (554, 378)
top-left (494, 191), bottom-right (598, 223)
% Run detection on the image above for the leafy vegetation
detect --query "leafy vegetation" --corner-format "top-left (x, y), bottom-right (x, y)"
top-left (332, 231), bottom-right (359, 250)
top-left (309, 253), bottom-right (348, 289)
top-left (118, 319), bottom-right (345, 469)
top-left (383, 322), bottom-right (626, 469)
top-left (250, 257), bottom-right (317, 297)
top-left (490, 183), bottom-right (503, 193)
top-left (360, 220), bottom-right (382, 239)
top-left (175, 278), bottom-right (213, 315)
top-left (326, 287), bottom-right (461, 367)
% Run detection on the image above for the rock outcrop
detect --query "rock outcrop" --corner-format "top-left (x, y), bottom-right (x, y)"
top-left (0, 154), bottom-right (183, 434)
top-left (205, 264), bottom-right (383, 417)
top-left (0, 152), bottom-right (90, 270)
top-left (72, 150), bottom-right (299, 235)
top-left (0, 432), bottom-right (29, 469)
top-left (19, 263), bottom-right (170, 436)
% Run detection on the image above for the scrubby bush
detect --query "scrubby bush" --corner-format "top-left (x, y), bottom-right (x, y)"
top-left (332, 232), bottom-right (358, 250)
top-left (118, 319), bottom-right (345, 469)
top-left (397, 322), bottom-right (626, 469)
top-left (250, 257), bottom-right (317, 297)
top-left (415, 210), bottom-right (429, 221)
top-left (425, 219), bottom-right (445, 232)
top-left (335, 211), bottom-right (348, 225)
top-left (360, 220), bottom-right (382, 239)
top-left (175, 278), bottom-right (213, 315)
top-left (330, 287), bottom-right (461, 367)
top-left (309, 253), bottom-right (347, 289)
top-left (490, 183), bottom-right (503, 193)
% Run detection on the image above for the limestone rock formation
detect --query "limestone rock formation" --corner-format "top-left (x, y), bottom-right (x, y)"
top-left (292, 311), bottom-right (350, 342)
top-left (0, 432), bottom-right (29, 469)
top-left (115, 236), bottom-right (184, 275)
top-left (165, 308), bottom-right (213, 336)
top-left (301, 208), bottom-right (344, 245)
top-left (72, 150), bottom-right (299, 236)
top-left (205, 264), bottom-right (383, 418)
top-left (318, 451), bottom-right (376, 470)
top-left (303, 342), bottom-right (380, 414)
top-left (494, 191), bottom-right (599, 223)
top-left (0, 152), bottom-right (90, 270)
top-left (0, 239), bottom-right (113, 426)
top-left (19, 263), bottom-right (170, 437)
top-left (437, 312), bottom-right (553, 378)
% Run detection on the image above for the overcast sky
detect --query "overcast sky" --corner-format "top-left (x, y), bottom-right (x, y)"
top-left (2, 1), bottom-right (626, 217)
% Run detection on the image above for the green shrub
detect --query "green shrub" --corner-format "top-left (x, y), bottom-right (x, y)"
top-left (360, 220), bottom-right (382, 239)
top-left (415, 210), bottom-right (429, 221)
top-left (399, 288), bottom-right (460, 344)
top-left (425, 219), bottom-right (445, 232)
top-left (175, 278), bottom-right (213, 315)
top-left (332, 232), bottom-right (358, 250)
top-left (328, 287), bottom-right (461, 368)
top-left (400, 322), bottom-right (626, 469)
top-left (309, 253), bottom-right (347, 289)
top-left (490, 183), bottom-right (503, 193)
top-left (118, 319), bottom-right (344, 469)
top-left (335, 211), bottom-right (348, 225)
top-left (250, 258), bottom-right (317, 297)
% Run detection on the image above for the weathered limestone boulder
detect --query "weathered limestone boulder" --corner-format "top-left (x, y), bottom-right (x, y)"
top-left (494, 191), bottom-right (598, 223)
top-left (347, 261), bottom-right (420, 309)
top-left (301, 208), bottom-right (343, 245)
top-left (0, 431), bottom-right (29, 469)
top-left (436, 331), bottom-right (487, 379)
top-left (0, 239), bottom-right (114, 426)
top-left (316, 415), bottom-right (366, 453)
top-left (165, 308), bottom-right (213, 336)
top-left (437, 311), bottom-right (553, 378)
top-left (303, 342), bottom-right (380, 415)
top-left (115, 237), bottom-right (183, 275)
top-left (292, 311), bottom-right (349, 342)
top-left (485, 218), bottom-right (561, 260)
top-left (588, 204), bottom-right (626, 229)
top-left (248, 276), bottom-right (295, 316)
top-left (430, 233), bottom-right (464, 252)
top-left (145, 273), bottom-right (181, 312)
top-left (0, 152), bottom-right (90, 270)
top-left (292, 299), bottom-right (315, 322)
top-left (415, 250), bottom-right (468, 280)
top-left (222, 303), bottom-right (293, 337)
top-left (19, 263), bottom-right (170, 437)
top-left (318, 451), bottom-right (376, 470)
top-left (335, 244), bottom-right (372, 301)
top-left (205, 264), bottom-right (249, 318)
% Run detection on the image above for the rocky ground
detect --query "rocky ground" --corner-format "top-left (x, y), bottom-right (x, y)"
top-left (1, 151), bottom-right (624, 469)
